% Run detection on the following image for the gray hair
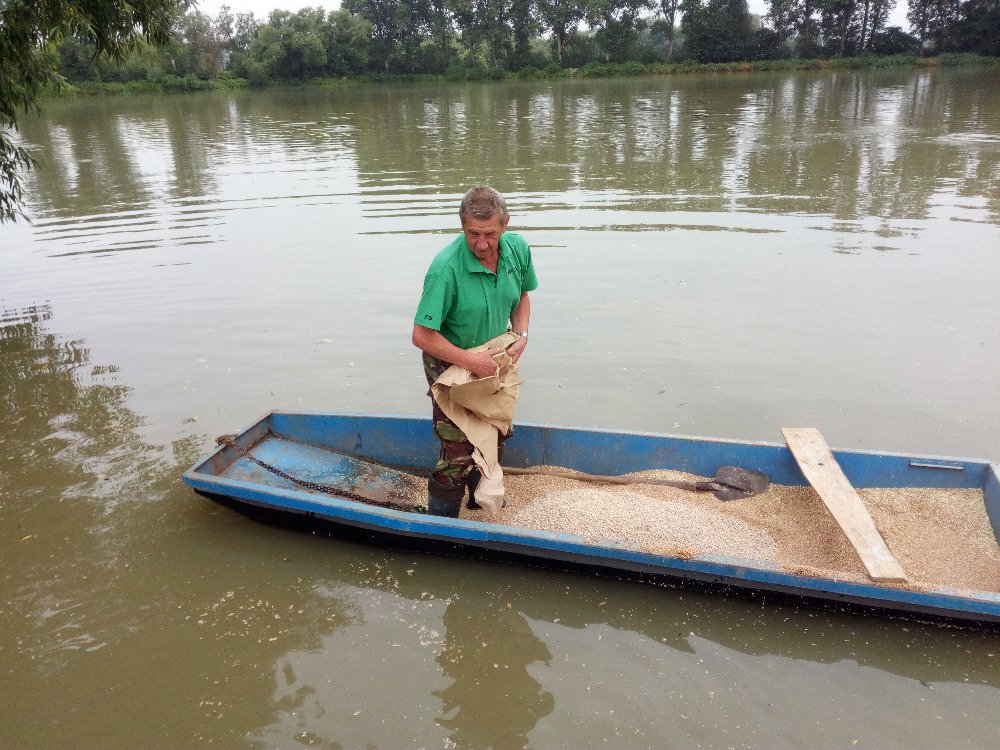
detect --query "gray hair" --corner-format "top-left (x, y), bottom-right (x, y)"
top-left (459, 186), bottom-right (509, 223)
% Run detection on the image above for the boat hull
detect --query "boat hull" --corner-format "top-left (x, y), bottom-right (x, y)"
top-left (182, 412), bottom-right (1000, 627)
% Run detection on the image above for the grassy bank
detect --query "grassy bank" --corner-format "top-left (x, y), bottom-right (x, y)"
top-left (65, 73), bottom-right (251, 95)
top-left (57, 53), bottom-right (1000, 96)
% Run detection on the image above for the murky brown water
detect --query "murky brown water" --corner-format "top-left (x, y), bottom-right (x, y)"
top-left (3, 70), bottom-right (1000, 748)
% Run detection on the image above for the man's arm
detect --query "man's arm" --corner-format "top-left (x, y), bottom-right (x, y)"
top-left (412, 324), bottom-right (500, 379)
top-left (505, 291), bottom-right (530, 364)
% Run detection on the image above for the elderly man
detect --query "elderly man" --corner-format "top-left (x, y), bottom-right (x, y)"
top-left (412, 187), bottom-right (538, 517)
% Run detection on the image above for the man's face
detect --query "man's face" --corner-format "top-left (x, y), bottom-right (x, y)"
top-left (462, 213), bottom-right (508, 261)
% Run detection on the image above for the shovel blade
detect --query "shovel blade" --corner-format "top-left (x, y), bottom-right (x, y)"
top-left (712, 485), bottom-right (757, 501)
top-left (712, 466), bottom-right (770, 500)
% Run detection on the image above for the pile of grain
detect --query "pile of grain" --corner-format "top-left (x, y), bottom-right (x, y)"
top-left (456, 466), bottom-right (1000, 594)
top-left (509, 488), bottom-right (779, 562)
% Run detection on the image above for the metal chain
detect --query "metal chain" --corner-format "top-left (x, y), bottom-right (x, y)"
top-left (215, 433), bottom-right (419, 513)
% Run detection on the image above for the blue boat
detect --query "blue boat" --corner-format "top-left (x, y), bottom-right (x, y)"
top-left (181, 412), bottom-right (1000, 627)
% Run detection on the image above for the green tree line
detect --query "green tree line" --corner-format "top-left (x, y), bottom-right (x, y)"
top-left (766, 0), bottom-right (999, 58)
top-left (54, 0), bottom-right (1000, 87)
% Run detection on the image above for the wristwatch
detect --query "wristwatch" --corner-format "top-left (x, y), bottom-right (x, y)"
top-left (512, 330), bottom-right (528, 339)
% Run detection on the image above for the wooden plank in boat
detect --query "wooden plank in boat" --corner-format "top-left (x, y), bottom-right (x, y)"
top-left (781, 427), bottom-right (907, 584)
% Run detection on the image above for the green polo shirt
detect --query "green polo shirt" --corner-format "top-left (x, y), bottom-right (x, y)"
top-left (415, 231), bottom-right (538, 349)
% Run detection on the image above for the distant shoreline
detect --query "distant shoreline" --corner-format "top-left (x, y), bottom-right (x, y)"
top-left (52, 53), bottom-right (1000, 97)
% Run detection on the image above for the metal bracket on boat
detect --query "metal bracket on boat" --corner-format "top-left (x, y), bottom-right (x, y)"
top-left (908, 460), bottom-right (965, 471)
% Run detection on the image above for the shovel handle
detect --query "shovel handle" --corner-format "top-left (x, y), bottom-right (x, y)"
top-left (501, 466), bottom-right (712, 491)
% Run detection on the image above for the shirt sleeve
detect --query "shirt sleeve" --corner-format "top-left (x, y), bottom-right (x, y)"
top-left (502, 233), bottom-right (539, 294)
top-left (518, 240), bottom-right (538, 293)
top-left (521, 248), bottom-right (538, 293)
top-left (414, 269), bottom-right (452, 331)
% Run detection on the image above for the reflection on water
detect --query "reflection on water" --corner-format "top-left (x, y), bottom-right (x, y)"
top-left (1, 298), bottom-right (998, 746)
top-left (237, 550), bottom-right (1000, 749)
top-left (4, 69), bottom-right (1000, 747)
top-left (0, 307), bottom-right (353, 745)
top-left (15, 68), bottom-right (1000, 256)
top-left (243, 553), bottom-right (1000, 748)
top-left (434, 596), bottom-right (554, 748)
top-left (19, 91), bottom-right (364, 258)
top-left (0, 303), bottom-right (168, 677)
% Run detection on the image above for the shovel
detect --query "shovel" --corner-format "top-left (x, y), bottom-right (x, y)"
top-left (501, 464), bottom-right (769, 501)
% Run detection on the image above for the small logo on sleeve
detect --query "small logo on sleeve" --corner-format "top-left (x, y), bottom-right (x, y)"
top-left (424, 314), bottom-right (434, 321)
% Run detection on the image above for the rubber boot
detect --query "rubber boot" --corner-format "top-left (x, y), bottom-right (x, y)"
top-left (466, 469), bottom-right (482, 510)
top-left (427, 476), bottom-right (464, 518)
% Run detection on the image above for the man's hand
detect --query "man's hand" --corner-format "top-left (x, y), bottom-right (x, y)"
top-left (466, 348), bottom-right (501, 378)
top-left (505, 336), bottom-right (527, 364)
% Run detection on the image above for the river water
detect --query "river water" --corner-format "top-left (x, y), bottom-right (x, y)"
top-left (2, 70), bottom-right (999, 747)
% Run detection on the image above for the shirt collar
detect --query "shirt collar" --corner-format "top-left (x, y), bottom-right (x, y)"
top-left (461, 232), bottom-right (510, 274)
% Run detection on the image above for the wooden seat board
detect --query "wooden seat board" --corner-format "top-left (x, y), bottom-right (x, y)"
top-left (781, 427), bottom-right (907, 583)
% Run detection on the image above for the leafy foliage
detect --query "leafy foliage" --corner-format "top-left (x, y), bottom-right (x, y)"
top-left (869, 25), bottom-right (921, 54)
top-left (953, 0), bottom-right (1000, 56)
top-left (0, 132), bottom-right (33, 223)
top-left (905, 0), bottom-right (1000, 55)
top-left (765, 0), bottom-right (900, 58)
top-left (1, 0), bottom-right (177, 222)
top-left (681, 0), bottom-right (755, 62)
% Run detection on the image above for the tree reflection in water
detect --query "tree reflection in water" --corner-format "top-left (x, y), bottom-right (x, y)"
top-left (0, 304), bottom-right (354, 747)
